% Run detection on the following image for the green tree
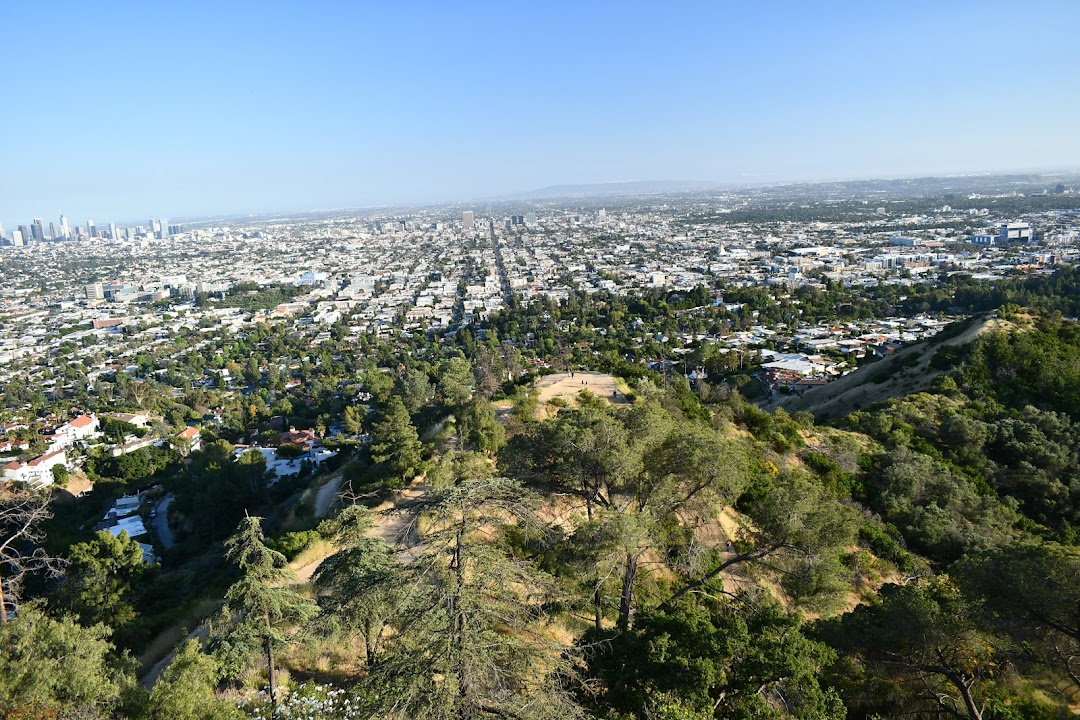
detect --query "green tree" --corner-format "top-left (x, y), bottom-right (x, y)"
top-left (956, 540), bottom-right (1080, 697)
top-left (662, 473), bottom-right (857, 612)
top-left (0, 603), bottom-right (139, 718)
top-left (357, 477), bottom-right (585, 719)
top-left (62, 530), bottom-right (148, 628)
top-left (510, 385), bottom-right (539, 424)
top-left (585, 598), bottom-right (845, 720)
top-left (818, 578), bottom-right (1003, 720)
top-left (362, 369), bottom-right (394, 404)
top-left (343, 404), bottom-right (365, 435)
top-left (50, 464), bottom-right (70, 486)
top-left (215, 516), bottom-right (318, 713)
top-left (147, 639), bottom-right (241, 720)
top-left (400, 367), bottom-right (435, 414)
top-left (543, 403), bottom-right (637, 521)
top-left (313, 505), bottom-right (402, 667)
top-left (370, 396), bottom-right (424, 486)
top-left (458, 397), bottom-right (506, 454)
top-left (607, 407), bottom-right (751, 628)
top-left (437, 357), bottom-right (474, 409)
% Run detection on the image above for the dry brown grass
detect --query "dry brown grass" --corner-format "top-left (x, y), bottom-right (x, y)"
top-left (56, 471), bottom-right (94, 499)
top-left (288, 539), bottom-right (337, 585)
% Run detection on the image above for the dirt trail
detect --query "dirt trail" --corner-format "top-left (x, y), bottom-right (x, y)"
top-left (313, 473), bottom-right (343, 518)
top-left (138, 616), bottom-right (218, 689)
top-left (289, 477), bottom-right (430, 583)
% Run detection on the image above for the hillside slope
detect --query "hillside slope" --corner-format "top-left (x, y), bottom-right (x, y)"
top-left (769, 313), bottom-right (1006, 420)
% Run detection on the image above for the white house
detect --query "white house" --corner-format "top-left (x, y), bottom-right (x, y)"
top-left (105, 494), bottom-right (141, 522)
top-left (51, 414), bottom-right (100, 448)
top-left (106, 516), bottom-right (148, 539)
top-left (2, 449), bottom-right (69, 488)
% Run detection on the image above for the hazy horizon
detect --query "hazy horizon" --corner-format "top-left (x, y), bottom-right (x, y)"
top-left (3, 1), bottom-right (1079, 223)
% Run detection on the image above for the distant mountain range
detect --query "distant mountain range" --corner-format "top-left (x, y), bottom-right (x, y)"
top-left (503, 172), bottom-right (1080, 202)
top-left (182, 171), bottom-right (1080, 225)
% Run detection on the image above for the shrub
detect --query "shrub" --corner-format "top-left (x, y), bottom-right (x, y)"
top-left (271, 529), bottom-right (321, 561)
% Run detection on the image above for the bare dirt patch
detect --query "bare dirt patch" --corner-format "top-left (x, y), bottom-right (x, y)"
top-left (533, 371), bottom-right (630, 418)
top-left (55, 472), bottom-right (93, 500)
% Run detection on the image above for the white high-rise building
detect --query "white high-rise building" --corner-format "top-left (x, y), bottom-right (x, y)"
top-left (462, 210), bottom-right (474, 230)
top-left (59, 214), bottom-right (70, 239)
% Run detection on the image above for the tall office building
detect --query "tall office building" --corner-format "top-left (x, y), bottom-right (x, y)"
top-left (462, 210), bottom-right (474, 230)
top-left (49, 222), bottom-right (58, 240)
top-left (87, 219), bottom-right (97, 238)
top-left (0, 221), bottom-right (6, 240)
top-left (999, 222), bottom-right (1033, 244)
top-left (59, 214), bottom-right (70, 239)
top-left (85, 282), bottom-right (104, 301)
top-left (12, 230), bottom-right (25, 247)
top-left (18, 225), bottom-right (30, 243)
top-left (150, 218), bottom-right (162, 239)
top-left (33, 218), bottom-right (46, 241)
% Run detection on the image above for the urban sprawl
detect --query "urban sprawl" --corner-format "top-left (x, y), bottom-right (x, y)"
top-left (2, 181), bottom-right (1078, 507)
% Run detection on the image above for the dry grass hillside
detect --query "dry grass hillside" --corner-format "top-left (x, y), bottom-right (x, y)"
top-left (769, 312), bottom-right (1008, 420)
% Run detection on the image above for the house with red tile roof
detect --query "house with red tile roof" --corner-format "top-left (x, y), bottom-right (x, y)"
top-left (280, 428), bottom-right (318, 452)
top-left (51, 414), bottom-right (100, 448)
top-left (2, 449), bottom-right (69, 488)
top-left (172, 426), bottom-right (202, 455)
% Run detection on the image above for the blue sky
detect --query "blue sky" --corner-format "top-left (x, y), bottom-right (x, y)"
top-left (2, 1), bottom-right (1079, 223)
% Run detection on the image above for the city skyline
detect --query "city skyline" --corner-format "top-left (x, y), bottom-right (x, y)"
top-left (3, 2), bottom-right (1080, 221)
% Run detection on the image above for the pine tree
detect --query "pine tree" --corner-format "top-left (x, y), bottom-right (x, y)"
top-left (356, 477), bottom-right (585, 719)
top-left (370, 396), bottom-right (424, 486)
top-left (62, 529), bottom-right (148, 629)
top-left (312, 505), bottom-right (402, 667)
top-left (343, 404), bottom-right (365, 435)
top-left (147, 639), bottom-right (241, 720)
top-left (215, 515), bottom-right (317, 713)
top-left (0, 602), bottom-right (138, 718)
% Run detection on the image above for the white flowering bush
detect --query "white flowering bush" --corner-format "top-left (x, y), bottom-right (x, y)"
top-left (239, 682), bottom-right (365, 719)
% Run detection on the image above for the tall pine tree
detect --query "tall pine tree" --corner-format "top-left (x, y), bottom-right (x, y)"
top-left (214, 515), bottom-right (317, 712)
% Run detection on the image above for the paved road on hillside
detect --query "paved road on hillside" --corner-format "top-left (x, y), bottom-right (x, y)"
top-left (154, 494), bottom-right (175, 549)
